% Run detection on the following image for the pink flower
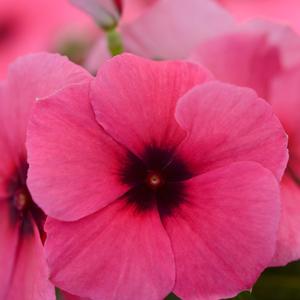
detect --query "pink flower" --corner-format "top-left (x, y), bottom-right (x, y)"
top-left (269, 63), bottom-right (300, 265)
top-left (191, 20), bottom-right (300, 266)
top-left (83, 0), bottom-right (235, 73)
top-left (0, 0), bottom-right (95, 79)
top-left (27, 53), bottom-right (287, 299)
top-left (0, 53), bottom-right (91, 299)
top-left (219, 0), bottom-right (300, 34)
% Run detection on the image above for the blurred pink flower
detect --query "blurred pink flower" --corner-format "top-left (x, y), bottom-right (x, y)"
top-left (0, 0), bottom-right (96, 79)
top-left (70, 0), bottom-right (157, 28)
top-left (0, 53), bottom-right (91, 299)
top-left (191, 19), bottom-right (300, 266)
top-left (27, 54), bottom-right (287, 300)
top-left (83, 0), bottom-right (235, 74)
top-left (219, 0), bottom-right (300, 34)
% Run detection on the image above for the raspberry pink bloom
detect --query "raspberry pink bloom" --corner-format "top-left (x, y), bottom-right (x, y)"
top-left (83, 0), bottom-right (235, 73)
top-left (191, 20), bottom-right (300, 266)
top-left (27, 54), bottom-right (288, 300)
top-left (0, 53), bottom-right (91, 299)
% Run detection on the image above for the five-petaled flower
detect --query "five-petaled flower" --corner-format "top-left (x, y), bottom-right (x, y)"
top-left (27, 53), bottom-right (288, 300)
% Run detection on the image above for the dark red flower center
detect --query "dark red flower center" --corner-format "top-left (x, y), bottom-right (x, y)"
top-left (121, 146), bottom-right (192, 216)
top-left (146, 171), bottom-right (165, 189)
top-left (13, 189), bottom-right (29, 211)
top-left (8, 162), bottom-right (45, 238)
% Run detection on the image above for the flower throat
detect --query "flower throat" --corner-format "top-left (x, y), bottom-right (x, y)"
top-left (121, 146), bottom-right (193, 216)
top-left (8, 161), bottom-right (45, 238)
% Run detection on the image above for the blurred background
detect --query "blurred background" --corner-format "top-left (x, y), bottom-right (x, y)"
top-left (0, 0), bottom-right (98, 79)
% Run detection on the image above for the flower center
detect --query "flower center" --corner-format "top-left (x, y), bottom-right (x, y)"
top-left (121, 146), bottom-right (193, 216)
top-left (146, 172), bottom-right (164, 189)
top-left (13, 189), bottom-right (29, 211)
top-left (8, 162), bottom-right (46, 237)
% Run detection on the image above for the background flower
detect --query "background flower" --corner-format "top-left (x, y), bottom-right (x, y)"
top-left (190, 19), bottom-right (300, 266)
top-left (70, 0), bottom-right (158, 28)
top-left (219, 0), bottom-right (300, 34)
top-left (82, 0), bottom-right (235, 73)
top-left (0, 53), bottom-right (91, 300)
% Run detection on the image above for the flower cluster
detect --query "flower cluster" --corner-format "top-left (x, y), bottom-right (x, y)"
top-left (1, 1), bottom-right (300, 300)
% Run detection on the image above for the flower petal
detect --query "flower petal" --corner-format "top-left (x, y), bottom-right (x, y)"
top-left (175, 81), bottom-right (288, 180)
top-left (61, 291), bottom-right (90, 300)
top-left (45, 200), bottom-right (175, 300)
top-left (190, 30), bottom-right (281, 99)
top-left (0, 53), bottom-right (91, 173)
top-left (84, 38), bottom-right (111, 75)
top-left (270, 66), bottom-right (300, 178)
top-left (6, 222), bottom-right (55, 300)
top-left (219, 0), bottom-right (300, 35)
top-left (272, 174), bottom-right (300, 266)
top-left (70, 0), bottom-right (119, 28)
top-left (122, 0), bottom-right (157, 23)
top-left (91, 53), bottom-right (210, 157)
top-left (0, 82), bottom-right (16, 190)
top-left (0, 201), bottom-right (19, 299)
top-left (27, 83), bottom-right (129, 221)
top-left (4, 53), bottom-right (91, 149)
top-left (243, 19), bottom-right (300, 69)
top-left (163, 162), bottom-right (280, 300)
top-left (121, 0), bottom-right (235, 59)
